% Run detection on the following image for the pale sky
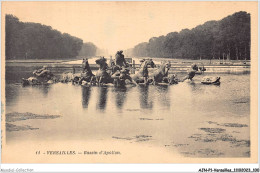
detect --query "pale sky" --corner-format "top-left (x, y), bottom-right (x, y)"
top-left (2, 1), bottom-right (257, 54)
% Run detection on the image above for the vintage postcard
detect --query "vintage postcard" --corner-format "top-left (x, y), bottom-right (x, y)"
top-left (1, 1), bottom-right (258, 165)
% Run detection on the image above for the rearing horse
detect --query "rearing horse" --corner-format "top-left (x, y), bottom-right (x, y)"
top-left (76, 58), bottom-right (95, 84)
top-left (150, 61), bottom-right (171, 85)
top-left (95, 57), bottom-right (113, 85)
top-left (131, 59), bottom-right (155, 85)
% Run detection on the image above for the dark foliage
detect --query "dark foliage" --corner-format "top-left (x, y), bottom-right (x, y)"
top-left (6, 14), bottom-right (84, 59)
top-left (130, 11), bottom-right (250, 60)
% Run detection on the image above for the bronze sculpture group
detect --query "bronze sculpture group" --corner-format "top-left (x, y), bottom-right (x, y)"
top-left (22, 50), bottom-right (220, 87)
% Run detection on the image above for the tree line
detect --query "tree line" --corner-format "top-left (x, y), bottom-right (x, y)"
top-left (6, 14), bottom-right (98, 60)
top-left (129, 11), bottom-right (250, 60)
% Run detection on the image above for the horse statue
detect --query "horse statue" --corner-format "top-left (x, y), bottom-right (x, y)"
top-left (149, 61), bottom-right (171, 85)
top-left (95, 56), bottom-right (113, 85)
top-left (75, 58), bottom-right (95, 85)
top-left (131, 59), bottom-right (155, 85)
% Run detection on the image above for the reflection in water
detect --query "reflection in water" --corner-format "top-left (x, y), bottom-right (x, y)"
top-left (81, 86), bottom-right (92, 109)
top-left (139, 85), bottom-right (153, 109)
top-left (189, 81), bottom-right (220, 95)
top-left (6, 84), bottom-right (20, 106)
top-left (155, 85), bottom-right (170, 109)
top-left (36, 85), bottom-right (50, 96)
top-left (113, 87), bottom-right (128, 110)
top-left (189, 81), bottom-right (196, 88)
top-left (189, 82), bottom-right (200, 94)
top-left (5, 73), bottom-right (250, 157)
top-left (96, 87), bottom-right (108, 110)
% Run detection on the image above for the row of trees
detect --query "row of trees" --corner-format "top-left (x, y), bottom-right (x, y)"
top-left (129, 11), bottom-right (250, 60)
top-left (6, 14), bottom-right (98, 59)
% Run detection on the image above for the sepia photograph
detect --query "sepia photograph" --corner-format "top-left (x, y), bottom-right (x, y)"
top-left (1, 1), bottom-right (258, 166)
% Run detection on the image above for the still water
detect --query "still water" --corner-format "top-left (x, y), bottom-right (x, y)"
top-left (5, 73), bottom-right (250, 158)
